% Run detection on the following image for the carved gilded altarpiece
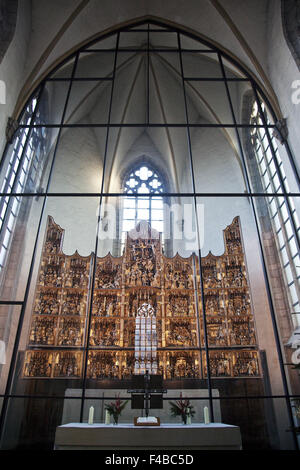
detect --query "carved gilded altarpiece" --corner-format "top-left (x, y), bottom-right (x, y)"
top-left (23, 216), bottom-right (260, 380)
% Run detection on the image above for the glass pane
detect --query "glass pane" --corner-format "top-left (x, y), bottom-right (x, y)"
top-left (0, 397), bottom-right (81, 449)
top-left (47, 126), bottom-right (104, 193)
top-left (182, 52), bottom-right (222, 78)
top-left (48, 57), bottom-right (75, 79)
top-left (137, 198), bottom-right (149, 209)
top-left (84, 35), bottom-right (117, 51)
top-left (0, 305), bottom-right (21, 410)
top-left (0, 196), bottom-right (98, 414)
top-left (38, 80), bottom-right (71, 125)
top-left (213, 397), bottom-right (295, 450)
top-left (149, 52), bottom-right (187, 124)
top-left (119, 30), bottom-right (147, 49)
top-left (180, 34), bottom-right (214, 51)
top-left (149, 31), bottom-right (178, 49)
top-left (222, 57), bottom-right (247, 79)
top-left (75, 51), bottom-right (114, 78)
top-left (0, 196), bottom-right (45, 302)
top-left (123, 208), bottom-right (135, 219)
top-left (191, 127), bottom-right (246, 193)
top-left (227, 81), bottom-right (253, 124)
top-left (111, 51), bottom-right (147, 124)
top-left (137, 208), bottom-right (149, 220)
top-left (102, 127), bottom-right (193, 193)
top-left (88, 196), bottom-right (205, 391)
top-left (0, 123), bottom-right (52, 197)
top-left (186, 81), bottom-right (234, 125)
top-left (65, 80), bottom-right (112, 125)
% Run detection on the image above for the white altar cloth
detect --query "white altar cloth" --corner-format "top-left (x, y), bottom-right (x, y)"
top-left (54, 422), bottom-right (242, 450)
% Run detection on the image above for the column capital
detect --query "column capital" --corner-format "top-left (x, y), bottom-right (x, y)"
top-left (5, 116), bottom-right (18, 144)
top-left (272, 118), bottom-right (288, 144)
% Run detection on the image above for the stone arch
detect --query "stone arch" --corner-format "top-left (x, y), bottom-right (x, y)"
top-left (0, 0), bottom-right (18, 64)
top-left (14, 15), bottom-right (282, 123)
top-left (281, 0), bottom-right (300, 70)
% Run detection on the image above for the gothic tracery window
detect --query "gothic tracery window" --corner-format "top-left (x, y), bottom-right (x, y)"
top-left (122, 164), bottom-right (164, 247)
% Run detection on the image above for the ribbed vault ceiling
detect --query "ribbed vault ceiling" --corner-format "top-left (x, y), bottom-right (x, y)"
top-left (45, 29), bottom-right (248, 192)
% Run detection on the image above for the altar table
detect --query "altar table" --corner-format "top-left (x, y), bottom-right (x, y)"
top-left (54, 422), bottom-right (242, 450)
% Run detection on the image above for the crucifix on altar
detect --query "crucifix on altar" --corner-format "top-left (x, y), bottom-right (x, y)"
top-left (128, 371), bottom-right (166, 426)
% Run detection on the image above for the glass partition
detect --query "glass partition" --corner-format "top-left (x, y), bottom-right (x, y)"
top-left (0, 20), bottom-right (299, 450)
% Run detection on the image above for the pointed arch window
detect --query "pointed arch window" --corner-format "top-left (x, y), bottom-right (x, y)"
top-left (134, 302), bottom-right (158, 375)
top-left (250, 101), bottom-right (300, 323)
top-left (0, 97), bottom-right (46, 272)
top-left (121, 164), bottom-right (164, 246)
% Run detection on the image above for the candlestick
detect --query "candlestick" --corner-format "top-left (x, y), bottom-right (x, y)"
top-left (204, 406), bottom-right (210, 424)
top-left (105, 409), bottom-right (110, 425)
top-left (88, 406), bottom-right (94, 425)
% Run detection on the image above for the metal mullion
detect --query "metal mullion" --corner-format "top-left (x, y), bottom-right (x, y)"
top-left (122, 28), bottom-right (174, 33)
top-left (149, 48), bottom-right (216, 53)
top-left (0, 135), bottom-right (22, 200)
top-left (1, 191), bottom-right (300, 198)
top-left (219, 54), bottom-right (299, 450)
top-left (252, 85), bottom-right (300, 255)
top-left (177, 32), bottom-right (214, 422)
top-left (0, 301), bottom-right (23, 306)
top-left (184, 77), bottom-right (249, 82)
top-left (147, 23), bottom-right (150, 126)
top-left (46, 77), bottom-right (113, 82)
top-left (20, 123), bottom-right (276, 129)
top-left (0, 392), bottom-right (300, 400)
top-left (83, 48), bottom-right (217, 53)
top-left (135, 195), bottom-right (138, 226)
top-left (0, 53), bottom-right (80, 446)
top-left (79, 32), bottom-right (120, 423)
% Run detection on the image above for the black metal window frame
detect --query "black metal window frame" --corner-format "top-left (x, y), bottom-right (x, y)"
top-left (0, 19), bottom-right (299, 450)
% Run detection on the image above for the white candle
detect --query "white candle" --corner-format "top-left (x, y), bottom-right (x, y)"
top-left (187, 411), bottom-right (192, 425)
top-left (204, 406), bottom-right (210, 424)
top-left (105, 410), bottom-right (110, 425)
top-left (88, 406), bottom-right (94, 425)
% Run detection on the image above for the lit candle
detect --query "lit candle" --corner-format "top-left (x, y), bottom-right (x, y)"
top-left (88, 406), bottom-right (94, 425)
top-left (204, 406), bottom-right (210, 424)
top-left (105, 410), bottom-right (110, 425)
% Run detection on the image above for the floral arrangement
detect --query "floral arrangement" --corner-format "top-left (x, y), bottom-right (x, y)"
top-left (169, 393), bottom-right (195, 424)
top-left (105, 394), bottom-right (128, 424)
